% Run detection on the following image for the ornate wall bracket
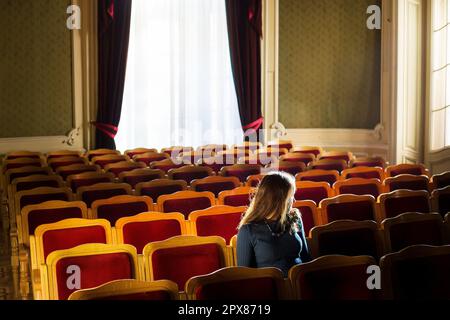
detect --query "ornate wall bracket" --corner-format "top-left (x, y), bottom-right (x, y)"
top-left (62, 127), bottom-right (81, 146)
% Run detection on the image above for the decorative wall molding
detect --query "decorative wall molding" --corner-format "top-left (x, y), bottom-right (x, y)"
top-left (0, 0), bottom-right (97, 154)
top-left (262, 0), bottom-right (396, 162)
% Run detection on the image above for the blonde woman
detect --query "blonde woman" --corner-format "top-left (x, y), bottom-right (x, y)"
top-left (237, 171), bottom-right (311, 276)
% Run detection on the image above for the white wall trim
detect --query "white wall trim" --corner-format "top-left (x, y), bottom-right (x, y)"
top-left (263, 0), bottom-right (396, 162)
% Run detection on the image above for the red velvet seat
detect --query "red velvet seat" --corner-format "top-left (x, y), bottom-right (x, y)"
top-left (341, 166), bottom-right (384, 181)
top-left (56, 164), bottom-right (100, 180)
top-left (289, 255), bottom-right (379, 300)
top-left (116, 213), bottom-right (186, 253)
top-left (186, 267), bottom-right (286, 300)
top-left (191, 176), bottom-right (240, 197)
top-left (46, 151), bottom-right (82, 160)
top-left (379, 190), bottom-right (431, 220)
top-left (293, 201), bottom-right (319, 237)
top-left (124, 148), bottom-right (158, 159)
top-left (384, 174), bottom-right (430, 193)
top-left (431, 171), bottom-right (450, 189)
top-left (296, 170), bottom-right (340, 186)
top-left (12, 175), bottom-right (63, 193)
top-left (386, 164), bottom-right (429, 178)
top-left (310, 220), bottom-right (384, 260)
top-left (350, 157), bottom-right (386, 168)
top-left (280, 153), bottom-right (316, 167)
top-left (219, 164), bottom-right (262, 183)
top-left (92, 155), bottom-right (128, 169)
top-left (309, 159), bottom-right (348, 173)
top-left (135, 179), bottom-right (187, 203)
top-left (431, 186), bottom-right (450, 219)
top-left (66, 172), bottom-right (115, 192)
top-left (17, 187), bottom-right (72, 215)
top-left (91, 195), bottom-right (153, 225)
top-left (5, 167), bottom-right (52, 186)
top-left (319, 151), bottom-right (353, 162)
top-left (34, 219), bottom-right (111, 261)
top-left (118, 168), bottom-right (166, 189)
top-left (218, 187), bottom-right (254, 207)
top-left (76, 183), bottom-right (132, 208)
top-left (189, 206), bottom-right (246, 244)
top-left (291, 147), bottom-right (323, 157)
top-left (168, 166), bottom-right (213, 184)
top-left (294, 181), bottom-right (333, 205)
top-left (143, 236), bottom-right (228, 291)
top-left (48, 157), bottom-right (87, 171)
top-left (381, 213), bottom-right (447, 253)
top-left (150, 159), bottom-right (185, 173)
top-left (44, 244), bottom-right (139, 300)
top-left (2, 158), bottom-right (42, 173)
top-left (157, 191), bottom-right (215, 219)
top-left (104, 161), bottom-right (146, 177)
top-left (133, 152), bottom-right (170, 166)
top-left (21, 201), bottom-right (87, 236)
top-left (334, 178), bottom-right (382, 198)
top-left (268, 161), bottom-right (306, 176)
top-left (380, 245), bottom-right (450, 299)
top-left (320, 195), bottom-right (378, 224)
top-left (86, 149), bottom-right (120, 161)
top-left (5, 151), bottom-right (42, 160)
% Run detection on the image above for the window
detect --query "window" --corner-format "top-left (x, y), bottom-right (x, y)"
top-left (430, 0), bottom-right (450, 150)
top-left (116, 0), bottom-right (243, 152)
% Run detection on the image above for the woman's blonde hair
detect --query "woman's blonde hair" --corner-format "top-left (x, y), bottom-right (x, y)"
top-left (238, 171), bottom-right (296, 231)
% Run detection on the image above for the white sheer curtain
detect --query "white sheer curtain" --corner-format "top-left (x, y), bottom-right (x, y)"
top-left (115, 0), bottom-right (243, 152)
top-left (430, 0), bottom-right (450, 150)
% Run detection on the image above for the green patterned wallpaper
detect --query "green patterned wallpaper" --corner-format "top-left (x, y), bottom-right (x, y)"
top-left (279, 0), bottom-right (381, 129)
top-left (0, 0), bottom-right (73, 138)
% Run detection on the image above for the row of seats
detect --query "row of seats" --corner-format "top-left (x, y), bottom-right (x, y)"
top-left (67, 244), bottom-right (450, 300)
top-left (36, 240), bottom-right (450, 300)
top-left (16, 198), bottom-right (450, 299)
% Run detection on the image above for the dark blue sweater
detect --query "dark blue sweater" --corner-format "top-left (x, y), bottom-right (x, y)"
top-left (236, 220), bottom-right (311, 277)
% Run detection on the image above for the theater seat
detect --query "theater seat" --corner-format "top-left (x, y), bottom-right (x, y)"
top-left (124, 148), bottom-right (158, 159)
top-left (310, 220), bottom-right (384, 260)
top-left (91, 195), bottom-right (154, 225)
top-left (293, 201), bottom-right (319, 237)
top-left (186, 267), bottom-right (288, 300)
top-left (68, 279), bottom-right (179, 300)
top-left (268, 161), bottom-right (306, 176)
top-left (143, 236), bottom-right (229, 291)
top-left (86, 149), bottom-right (120, 161)
top-left (288, 255), bottom-right (379, 300)
top-left (431, 171), bottom-right (450, 189)
top-left (5, 151), bottom-right (42, 160)
top-left (380, 245), bottom-right (450, 299)
top-left (334, 178), bottom-right (382, 198)
top-left (291, 146), bottom-right (323, 157)
top-left (191, 176), bottom-right (240, 197)
top-left (76, 183), bottom-right (132, 208)
top-left (150, 159), bottom-right (185, 173)
top-left (378, 190), bottom-right (431, 220)
top-left (341, 166), bottom-right (385, 180)
top-left (386, 164), bottom-right (429, 178)
top-left (296, 170), bottom-right (340, 186)
top-left (319, 151), bottom-right (354, 162)
top-left (157, 191), bottom-right (215, 218)
top-left (118, 168), bottom-right (166, 189)
top-left (280, 153), bottom-right (316, 167)
top-left (267, 140), bottom-right (293, 151)
top-left (350, 157), bottom-right (386, 168)
top-left (218, 187), bottom-right (254, 207)
top-left (309, 159), bottom-right (348, 173)
top-left (246, 174), bottom-right (265, 188)
top-left (381, 213), bottom-right (447, 253)
top-left (294, 181), bottom-right (334, 205)
top-left (41, 243), bottom-right (140, 300)
top-left (47, 157), bottom-right (87, 171)
top-left (56, 164), bottom-right (101, 181)
top-left (189, 206), bottom-right (246, 244)
top-left (219, 164), bottom-right (262, 183)
top-left (135, 179), bottom-right (187, 203)
top-left (92, 155), bottom-right (128, 169)
top-left (431, 186), bottom-right (450, 219)
top-left (46, 150), bottom-right (82, 160)
top-left (133, 152), bottom-right (170, 166)
top-left (168, 165), bottom-right (213, 184)
top-left (116, 212), bottom-right (187, 254)
top-left (2, 158), bottom-right (43, 173)
top-left (383, 174), bottom-right (431, 193)
top-left (319, 195), bottom-right (378, 224)
top-left (66, 172), bottom-right (115, 192)
top-left (104, 161), bottom-right (146, 177)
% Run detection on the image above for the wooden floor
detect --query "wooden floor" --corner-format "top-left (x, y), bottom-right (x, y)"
top-left (0, 215), bottom-right (13, 300)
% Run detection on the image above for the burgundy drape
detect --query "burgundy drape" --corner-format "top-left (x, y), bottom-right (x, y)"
top-left (225, 0), bottom-right (263, 139)
top-left (96, 0), bottom-right (132, 149)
